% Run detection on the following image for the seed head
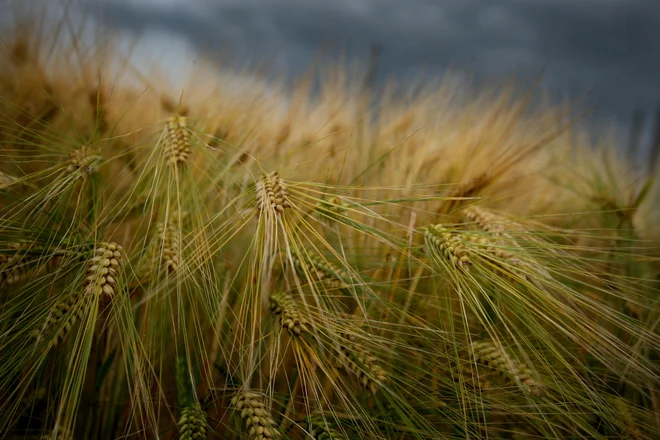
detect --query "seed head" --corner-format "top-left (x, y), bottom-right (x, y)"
top-left (231, 391), bottom-right (280, 440)
top-left (33, 295), bottom-right (84, 347)
top-left (306, 416), bottom-right (346, 439)
top-left (290, 250), bottom-right (350, 290)
top-left (165, 115), bottom-right (191, 166)
top-left (425, 225), bottom-right (472, 269)
top-left (256, 171), bottom-right (291, 215)
top-left (269, 292), bottom-right (309, 336)
top-left (156, 219), bottom-right (180, 274)
top-left (470, 341), bottom-right (544, 397)
top-left (84, 242), bottom-right (123, 298)
top-left (337, 333), bottom-right (387, 395)
top-left (65, 145), bottom-right (101, 175)
top-left (178, 402), bottom-right (209, 440)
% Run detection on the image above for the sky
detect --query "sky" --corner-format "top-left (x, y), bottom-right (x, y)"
top-left (8, 0), bottom-right (660, 154)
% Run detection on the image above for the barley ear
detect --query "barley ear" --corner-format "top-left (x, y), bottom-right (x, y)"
top-left (337, 333), bottom-right (387, 395)
top-left (256, 171), bottom-right (291, 215)
top-left (231, 391), bottom-right (280, 439)
top-left (470, 341), bottom-right (544, 396)
top-left (164, 115), bottom-right (192, 166)
top-left (84, 242), bottom-right (123, 298)
top-left (269, 292), bottom-right (310, 336)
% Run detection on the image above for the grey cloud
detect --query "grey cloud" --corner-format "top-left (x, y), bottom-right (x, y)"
top-left (82, 0), bottom-right (660, 133)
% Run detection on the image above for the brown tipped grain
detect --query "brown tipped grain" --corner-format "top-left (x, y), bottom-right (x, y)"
top-left (231, 391), bottom-right (280, 440)
top-left (165, 115), bottom-right (192, 166)
top-left (269, 292), bottom-right (309, 336)
top-left (256, 171), bottom-right (291, 215)
top-left (84, 242), bottom-right (123, 298)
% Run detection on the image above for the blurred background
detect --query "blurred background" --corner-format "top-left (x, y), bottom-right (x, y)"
top-left (4, 0), bottom-right (660, 172)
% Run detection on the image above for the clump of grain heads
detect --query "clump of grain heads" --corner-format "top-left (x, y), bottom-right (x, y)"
top-left (65, 144), bottom-right (101, 175)
top-left (165, 115), bottom-right (191, 166)
top-left (337, 333), bottom-right (387, 394)
top-left (470, 341), bottom-right (544, 396)
top-left (269, 291), bottom-right (310, 336)
top-left (231, 391), bottom-right (280, 440)
top-left (256, 171), bottom-right (291, 215)
top-left (425, 225), bottom-right (472, 270)
top-left (177, 402), bottom-right (209, 440)
top-left (84, 242), bottom-right (123, 298)
top-left (305, 416), bottom-right (345, 440)
top-left (290, 250), bottom-right (349, 290)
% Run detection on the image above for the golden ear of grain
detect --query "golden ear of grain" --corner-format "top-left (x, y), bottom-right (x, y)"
top-left (470, 341), bottom-right (544, 396)
top-left (256, 171), bottom-right (291, 215)
top-left (337, 333), bottom-right (387, 395)
top-left (177, 402), bottom-right (209, 440)
top-left (165, 115), bottom-right (192, 166)
top-left (269, 292), bottom-right (309, 336)
top-left (65, 144), bottom-right (101, 175)
top-left (230, 391), bottom-right (280, 439)
top-left (84, 242), bottom-right (123, 298)
top-left (425, 225), bottom-right (472, 269)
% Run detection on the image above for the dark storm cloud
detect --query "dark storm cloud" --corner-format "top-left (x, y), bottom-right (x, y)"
top-left (83, 0), bottom-right (660, 130)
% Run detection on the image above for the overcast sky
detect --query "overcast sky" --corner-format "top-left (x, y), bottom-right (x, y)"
top-left (22, 0), bottom-right (660, 151)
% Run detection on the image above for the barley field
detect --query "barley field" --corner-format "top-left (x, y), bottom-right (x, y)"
top-left (0, 7), bottom-right (659, 440)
